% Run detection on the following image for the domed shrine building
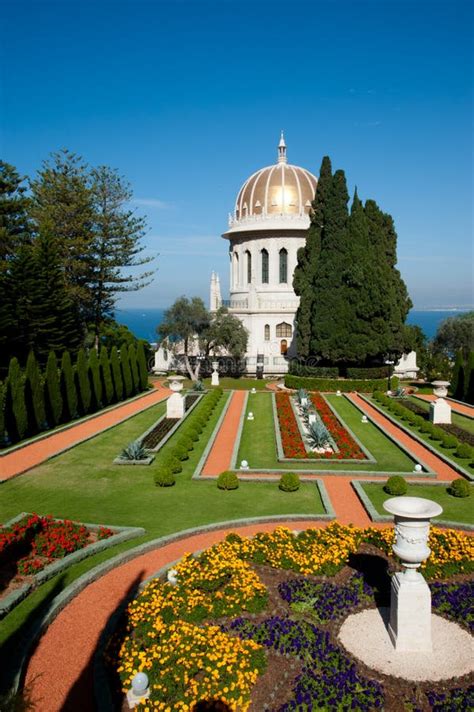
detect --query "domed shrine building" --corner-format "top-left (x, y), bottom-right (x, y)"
top-left (210, 133), bottom-right (317, 375)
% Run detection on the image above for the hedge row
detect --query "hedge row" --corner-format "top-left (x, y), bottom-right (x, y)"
top-left (284, 374), bottom-right (398, 393)
top-left (0, 342), bottom-right (149, 447)
top-left (289, 363), bottom-right (392, 380)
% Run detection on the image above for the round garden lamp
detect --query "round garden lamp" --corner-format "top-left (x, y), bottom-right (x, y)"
top-left (383, 496), bottom-right (443, 652)
top-left (127, 672), bottom-right (150, 708)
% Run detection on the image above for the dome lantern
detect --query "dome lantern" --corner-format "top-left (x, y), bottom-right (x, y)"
top-left (278, 131), bottom-right (287, 164)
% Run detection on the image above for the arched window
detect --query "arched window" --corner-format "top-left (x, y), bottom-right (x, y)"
top-left (280, 339), bottom-right (288, 355)
top-left (233, 251), bottom-right (239, 286)
top-left (246, 250), bottom-right (252, 284)
top-left (279, 248), bottom-right (288, 283)
top-left (276, 322), bottom-right (292, 338)
top-left (264, 324), bottom-right (270, 341)
top-left (261, 249), bottom-right (269, 284)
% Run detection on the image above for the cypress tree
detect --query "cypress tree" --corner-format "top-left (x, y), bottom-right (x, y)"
top-left (465, 351), bottom-right (474, 405)
top-left (110, 346), bottom-right (124, 402)
top-left (88, 348), bottom-right (102, 410)
top-left (5, 357), bottom-right (28, 442)
top-left (76, 348), bottom-right (91, 414)
top-left (44, 351), bottom-right (62, 427)
top-left (99, 346), bottom-right (114, 405)
top-left (0, 381), bottom-right (6, 445)
top-left (120, 343), bottom-right (133, 398)
top-left (128, 344), bottom-right (139, 394)
top-left (60, 350), bottom-right (78, 421)
top-left (24, 351), bottom-right (46, 434)
top-left (136, 341), bottom-right (149, 391)
top-left (293, 156), bottom-right (332, 358)
top-left (451, 350), bottom-right (464, 399)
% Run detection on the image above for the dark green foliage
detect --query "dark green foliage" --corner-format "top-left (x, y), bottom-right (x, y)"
top-left (420, 420), bottom-right (435, 435)
top-left (204, 307), bottom-right (248, 360)
top-left (44, 351), bottom-right (62, 427)
top-left (0, 382), bottom-right (6, 444)
top-left (383, 476), bottom-right (407, 496)
top-left (284, 375), bottom-right (396, 393)
top-left (279, 472), bottom-right (300, 492)
top-left (88, 348), bottom-right (102, 410)
top-left (136, 341), bottom-right (149, 391)
top-left (440, 434), bottom-right (457, 449)
top-left (76, 348), bottom-right (91, 414)
top-left (120, 343), bottom-right (133, 398)
top-left (289, 362), bottom-right (338, 378)
top-left (346, 367), bottom-right (389, 379)
top-left (433, 312), bottom-right (474, 358)
top-left (429, 427), bottom-right (445, 442)
top-left (110, 346), bottom-right (124, 402)
top-left (169, 445), bottom-right (189, 461)
top-left (217, 470), bottom-right (239, 490)
top-left (184, 427), bottom-right (200, 442)
top-left (451, 350), bottom-right (464, 399)
top-left (177, 436), bottom-right (193, 452)
top-left (447, 479), bottom-right (470, 498)
top-left (160, 455), bottom-right (182, 474)
top-left (128, 344), bottom-right (139, 394)
top-left (158, 296), bottom-right (211, 381)
top-left (99, 346), bottom-right (114, 405)
top-left (5, 358), bottom-right (28, 441)
top-left (464, 351), bottom-right (474, 405)
top-left (24, 351), bottom-right (46, 434)
top-left (60, 350), bottom-right (78, 421)
top-left (455, 442), bottom-right (473, 459)
top-left (153, 467), bottom-right (176, 487)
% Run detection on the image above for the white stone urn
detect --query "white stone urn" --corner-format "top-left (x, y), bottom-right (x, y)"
top-left (211, 361), bottom-right (220, 386)
top-left (168, 375), bottom-right (185, 392)
top-left (431, 380), bottom-right (450, 398)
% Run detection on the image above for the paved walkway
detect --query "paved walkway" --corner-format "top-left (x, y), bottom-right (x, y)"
top-left (201, 390), bottom-right (246, 475)
top-left (348, 394), bottom-right (462, 482)
top-left (414, 394), bottom-right (474, 418)
top-left (0, 383), bottom-right (171, 481)
top-left (24, 519), bottom-right (323, 712)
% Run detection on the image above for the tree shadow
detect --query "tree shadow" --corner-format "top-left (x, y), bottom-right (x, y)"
top-left (347, 552), bottom-right (391, 607)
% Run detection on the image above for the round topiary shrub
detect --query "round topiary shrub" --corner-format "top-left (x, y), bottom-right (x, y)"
top-left (411, 415), bottom-right (424, 429)
top-left (279, 472), bottom-right (300, 492)
top-left (154, 467), bottom-right (176, 487)
top-left (419, 420), bottom-right (434, 434)
top-left (177, 436), bottom-right (193, 452)
top-left (440, 434), bottom-right (458, 449)
top-left (184, 427), bottom-right (200, 442)
top-left (456, 442), bottom-right (473, 460)
top-left (160, 455), bottom-right (182, 474)
top-left (383, 475), bottom-right (408, 496)
top-left (190, 419), bottom-right (204, 434)
top-left (447, 479), bottom-right (470, 498)
top-left (169, 445), bottom-right (189, 461)
top-left (429, 427), bottom-right (444, 441)
top-left (217, 471), bottom-right (239, 490)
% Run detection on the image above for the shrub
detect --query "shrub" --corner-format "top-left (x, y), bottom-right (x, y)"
top-left (411, 415), bottom-right (424, 429)
top-left (99, 346), bottom-right (114, 406)
top-left (177, 436), bottom-right (193, 452)
top-left (185, 427), bottom-right (200, 442)
top-left (289, 362), bottom-right (339, 378)
top-left (5, 357), bottom-right (27, 442)
top-left (347, 366), bottom-right (388, 379)
top-left (76, 348), bottom-right (91, 414)
top-left (440, 434), bottom-right (458, 449)
top-left (60, 350), bottom-right (78, 421)
top-left (136, 341), bottom-right (149, 391)
top-left (128, 344), bottom-right (139, 394)
top-left (88, 348), bottom-right (102, 411)
top-left (110, 346), bottom-right (124, 402)
top-left (217, 471), bottom-right (239, 490)
top-left (154, 467), bottom-right (176, 487)
top-left (120, 343), bottom-right (133, 398)
top-left (192, 380), bottom-right (205, 391)
top-left (383, 476), bottom-right (407, 496)
top-left (189, 419), bottom-right (204, 434)
top-left (121, 441), bottom-right (149, 460)
top-left (420, 420), bottom-right (434, 434)
top-left (279, 472), bottom-right (300, 492)
top-left (284, 374), bottom-right (398, 393)
top-left (447, 479), bottom-right (470, 498)
top-left (455, 442), bottom-right (473, 460)
top-left (25, 351), bottom-right (46, 433)
top-left (429, 427), bottom-right (445, 441)
top-left (170, 445), bottom-right (189, 461)
top-left (160, 455), bottom-right (182, 474)
top-left (44, 351), bottom-right (62, 427)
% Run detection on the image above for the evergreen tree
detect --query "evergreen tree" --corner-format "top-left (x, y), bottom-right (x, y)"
top-left (110, 346), bottom-right (124, 402)
top-left (60, 350), bottom-right (78, 421)
top-left (99, 346), bottom-right (114, 405)
top-left (465, 351), bottom-right (474, 405)
top-left (44, 351), bottom-right (62, 427)
top-left (89, 166), bottom-right (155, 346)
top-left (128, 344), bottom-right (139, 394)
top-left (5, 357), bottom-right (28, 442)
top-left (451, 350), bottom-right (464, 399)
top-left (0, 160), bottom-right (31, 269)
top-left (120, 343), bottom-right (133, 398)
top-left (293, 156), bottom-right (332, 358)
top-left (88, 348), bottom-right (102, 410)
top-left (1, 245), bottom-right (38, 365)
top-left (24, 351), bottom-right (46, 434)
top-left (76, 348), bottom-right (91, 414)
top-left (136, 341), bottom-right (149, 391)
top-left (0, 381), bottom-right (6, 445)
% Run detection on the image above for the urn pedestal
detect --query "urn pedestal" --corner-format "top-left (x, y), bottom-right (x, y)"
top-left (383, 496), bottom-right (443, 653)
top-left (211, 361), bottom-right (220, 386)
top-left (167, 376), bottom-right (185, 419)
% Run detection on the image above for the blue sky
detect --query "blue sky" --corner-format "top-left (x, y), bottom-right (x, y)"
top-left (1, 0), bottom-right (472, 310)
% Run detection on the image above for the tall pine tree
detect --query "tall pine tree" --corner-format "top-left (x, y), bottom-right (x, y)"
top-left (5, 357), bottom-right (28, 442)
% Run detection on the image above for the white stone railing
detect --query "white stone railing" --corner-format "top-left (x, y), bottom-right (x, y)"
top-left (257, 299), bottom-right (299, 310)
top-left (227, 212), bottom-right (310, 228)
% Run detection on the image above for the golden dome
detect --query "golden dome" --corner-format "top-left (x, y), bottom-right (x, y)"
top-left (234, 133), bottom-right (317, 223)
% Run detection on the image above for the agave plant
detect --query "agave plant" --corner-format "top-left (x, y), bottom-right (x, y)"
top-left (297, 388), bottom-right (309, 404)
top-left (193, 380), bottom-right (205, 392)
top-left (121, 441), bottom-right (149, 461)
top-left (307, 420), bottom-right (330, 450)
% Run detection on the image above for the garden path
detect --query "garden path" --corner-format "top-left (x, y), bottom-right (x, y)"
top-left (24, 518), bottom-right (324, 712)
top-left (201, 390), bottom-right (246, 475)
top-left (414, 394), bottom-right (474, 418)
top-left (348, 394), bottom-right (463, 482)
top-left (0, 382), bottom-right (171, 481)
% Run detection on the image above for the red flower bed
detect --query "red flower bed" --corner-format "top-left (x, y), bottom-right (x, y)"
top-left (275, 392), bottom-right (365, 460)
top-left (0, 514), bottom-right (114, 584)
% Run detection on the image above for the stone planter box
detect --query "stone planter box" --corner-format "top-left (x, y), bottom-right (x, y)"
top-left (113, 456), bottom-right (154, 466)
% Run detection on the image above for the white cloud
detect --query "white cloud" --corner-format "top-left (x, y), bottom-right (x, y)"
top-left (147, 234), bottom-right (222, 257)
top-left (133, 198), bottom-right (171, 209)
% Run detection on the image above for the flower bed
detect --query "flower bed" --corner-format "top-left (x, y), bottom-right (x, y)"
top-left (111, 523), bottom-right (473, 711)
top-left (275, 392), bottom-right (365, 460)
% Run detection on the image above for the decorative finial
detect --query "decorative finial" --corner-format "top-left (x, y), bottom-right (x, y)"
top-left (278, 131), bottom-right (287, 163)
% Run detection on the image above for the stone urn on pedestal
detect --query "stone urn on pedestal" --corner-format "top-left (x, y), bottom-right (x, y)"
top-left (383, 496), bottom-right (442, 652)
top-left (429, 381), bottom-right (452, 424)
top-left (166, 376), bottom-right (186, 419)
top-left (211, 361), bottom-right (220, 386)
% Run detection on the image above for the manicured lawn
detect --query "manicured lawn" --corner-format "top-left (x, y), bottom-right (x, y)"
top-left (410, 396), bottom-right (474, 434)
top-left (237, 392), bottom-right (417, 472)
top-left (361, 482), bottom-right (474, 525)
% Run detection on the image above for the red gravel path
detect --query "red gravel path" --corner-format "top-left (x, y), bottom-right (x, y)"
top-left (348, 393), bottom-right (463, 482)
top-left (201, 390), bottom-right (246, 475)
top-left (0, 383), bottom-right (171, 481)
top-left (414, 394), bottom-right (474, 418)
top-left (24, 519), bottom-right (324, 712)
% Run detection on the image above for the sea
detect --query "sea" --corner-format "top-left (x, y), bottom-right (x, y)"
top-left (114, 307), bottom-right (471, 344)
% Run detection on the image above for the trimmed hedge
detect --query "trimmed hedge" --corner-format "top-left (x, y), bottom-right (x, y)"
top-left (447, 479), bottom-right (470, 498)
top-left (384, 475), bottom-right (407, 496)
top-left (279, 472), bottom-right (300, 492)
top-left (154, 467), bottom-right (176, 487)
top-left (346, 366), bottom-right (389, 379)
top-left (217, 471), bottom-right (239, 490)
top-left (284, 375), bottom-right (398, 393)
top-left (289, 362), bottom-right (338, 378)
